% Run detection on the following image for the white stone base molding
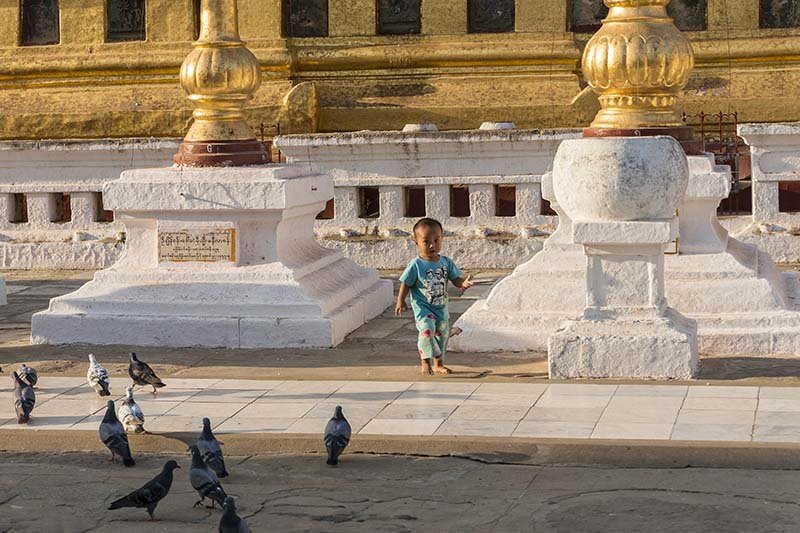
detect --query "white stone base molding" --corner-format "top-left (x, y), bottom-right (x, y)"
top-left (31, 165), bottom-right (393, 348)
top-left (549, 309), bottom-right (698, 380)
top-left (451, 153), bottom-right (800, 357)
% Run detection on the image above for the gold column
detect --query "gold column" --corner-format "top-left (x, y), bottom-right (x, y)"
top-left (582, 0), bottom-right (696, 143)
top-left (174, 0), bottom-right (268, 166)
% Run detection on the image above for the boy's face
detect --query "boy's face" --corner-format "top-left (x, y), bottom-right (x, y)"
top-left (413, 225), bottom-right (443, 259)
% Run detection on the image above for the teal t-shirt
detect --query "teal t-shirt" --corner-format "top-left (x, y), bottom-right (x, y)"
top-left (399, 255), bottom-right (463, 321)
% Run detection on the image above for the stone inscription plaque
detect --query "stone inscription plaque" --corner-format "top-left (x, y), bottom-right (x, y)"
top-left (158, 229), bottom-right (235, 263)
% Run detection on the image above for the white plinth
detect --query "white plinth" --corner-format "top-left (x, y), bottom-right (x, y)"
top-left (549, 309), bottom-right (698, 379)
top-left (451, 153), bottom-right (800, 356)
top-left (31, 165), bottom-right (393, 348)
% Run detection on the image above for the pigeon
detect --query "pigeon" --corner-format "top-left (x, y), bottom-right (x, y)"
top-left (198, 417), bottom-right (228, 478)
top-left (87, 353), bottom-right (111, 397)
top-left (189, 444), bottom-right (226, 509)
top-left (324, 405), bottom-right (351, 466)
top-left (128, 352), bottom-right (166, 394)
top-left (108, 460), bottom-right (180, 520)
top-left (118, 386), bottom-right (145, 434)
top-left (99, 400), bottom-right (135, 467)
top-left (219, 496), bottom-right (251, 533)
top-left (17, 363), bottom-right (37, 388)
top-left (12, 371), bottom-right (35, 424)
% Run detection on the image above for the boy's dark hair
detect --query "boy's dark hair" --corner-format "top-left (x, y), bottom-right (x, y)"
top-left (412, 217), bottom-right (443, 235)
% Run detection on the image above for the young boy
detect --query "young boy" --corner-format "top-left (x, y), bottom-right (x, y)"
top-left (395, 218), bottom-right (473, 375)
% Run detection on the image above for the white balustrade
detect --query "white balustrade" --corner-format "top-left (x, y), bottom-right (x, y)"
top-left (0, 139), bottom-right (178, 269)
top-left (277, 129), bottom-right (579, 268)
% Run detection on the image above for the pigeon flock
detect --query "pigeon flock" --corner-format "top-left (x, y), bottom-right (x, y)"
top-left (6, 352), bottom-right (354, 530)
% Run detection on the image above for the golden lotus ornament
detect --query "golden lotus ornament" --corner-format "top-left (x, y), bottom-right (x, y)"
top-left (582, 0), bottom-right (695, 130)
top-left (174, 0), bottom-right (268, 166)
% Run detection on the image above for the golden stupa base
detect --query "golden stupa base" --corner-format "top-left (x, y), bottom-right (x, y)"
top-left (583, 126), bottom-right (703, 156)
top-left (173, 140), bottom-right (270, 167)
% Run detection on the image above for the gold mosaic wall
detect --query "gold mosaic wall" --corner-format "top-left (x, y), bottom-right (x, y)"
top-left (1, 0), bottom-right (800, 140)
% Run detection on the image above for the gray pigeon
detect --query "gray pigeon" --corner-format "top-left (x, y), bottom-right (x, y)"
top-left (99, 400), bottom-right (135, 467)
top-left (324, 405), bottom-right (351, 466)
top-left (199, 417), bottom-right (228, 478)
top-left (219, 496), bottom-right (251, 533)
top-left (12, 371), bottom-right (35, 424)
top-left (189, 444), bottom-right (226, 509)
top-left (17, 363), bottom-right (37, 388)
top-left (128, 352), bottom-right (166, 394)
top-left (108, 460), bottom-right (180, 519)
top-left (87, 353), bottom-right (111, 397)
top-left (118, 386), bottom-right (145, 434)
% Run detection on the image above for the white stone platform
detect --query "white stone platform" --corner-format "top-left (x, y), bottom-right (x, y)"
top-left (30, 165), bottom-right (392, 348)
top-left (6, 377), bottom-right (800, 444)
top-left (452, 153), bottom-right (800, 356)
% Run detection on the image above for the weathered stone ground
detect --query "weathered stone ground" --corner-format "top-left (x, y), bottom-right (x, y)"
top-left (3, 269), bottom-right (800, 385)
top-left (1, 451), bottom-right (800, 532)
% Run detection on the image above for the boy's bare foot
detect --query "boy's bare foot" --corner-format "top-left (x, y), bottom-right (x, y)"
top-left (421, 359), bottom-right (433, 375)
top-left (432, 359), bottom-right (452, 374)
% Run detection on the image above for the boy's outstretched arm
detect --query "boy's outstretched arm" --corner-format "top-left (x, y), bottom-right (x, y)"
top-left (395, 284), bottom-right (410, 316)
top-left (453, 273), bottom-right (474, 290)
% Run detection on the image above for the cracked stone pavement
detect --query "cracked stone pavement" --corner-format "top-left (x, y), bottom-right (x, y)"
top-left (1, 452), bottom-right (800, 532)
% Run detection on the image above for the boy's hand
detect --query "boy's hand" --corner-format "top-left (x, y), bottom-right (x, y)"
top-left (461, 274), bottom-right (474, 291)
top-left (395, 301), bottom-right (407, 316)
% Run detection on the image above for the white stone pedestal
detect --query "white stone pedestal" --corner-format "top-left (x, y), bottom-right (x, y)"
top-left (451, 153), bottom-right (800, 356)
top-left (548, 220), bottom-right (698, 379)
top-left (30, 165), bottom-right (393, 348)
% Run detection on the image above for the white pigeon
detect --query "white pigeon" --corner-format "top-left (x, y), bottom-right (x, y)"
top-left (87, 353), bottom-right (111, 397)
top-left (118, 386), bottom-right (145, 434)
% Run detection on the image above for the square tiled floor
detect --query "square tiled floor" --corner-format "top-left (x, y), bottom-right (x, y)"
top-left (7, 376), bottom-right (800, 446)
